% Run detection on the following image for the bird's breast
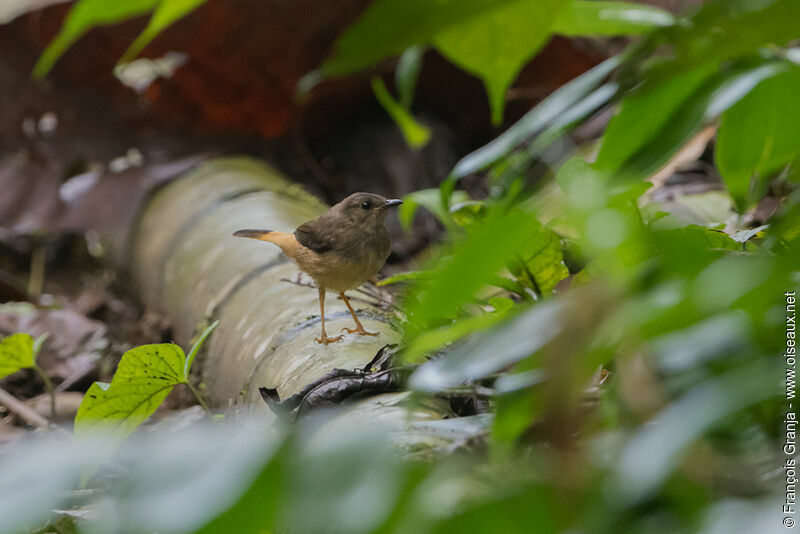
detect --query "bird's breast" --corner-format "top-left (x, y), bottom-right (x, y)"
top-left (294, 228), bottom-right (390, 292)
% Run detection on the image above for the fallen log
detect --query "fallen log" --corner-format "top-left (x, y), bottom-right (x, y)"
top-left (121, 156), bottom-right (481, 453)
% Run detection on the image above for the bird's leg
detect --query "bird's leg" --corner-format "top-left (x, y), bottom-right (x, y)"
top-left (316, 287), bottom-right (343, 345)
top-left (340, 292), bottom-right (379, 336)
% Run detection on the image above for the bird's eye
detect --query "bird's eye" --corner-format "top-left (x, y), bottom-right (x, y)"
top-left (361, 201), bottom-right (371, 210)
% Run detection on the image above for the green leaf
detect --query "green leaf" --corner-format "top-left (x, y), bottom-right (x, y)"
top-left (410, 298), bottom-right (565, 392)
top-left (377, 270), bottom-right (430, 287)
top-left (120, 0), bottom-right (209, 64)
top-left (185, 319), bottom-right (219, 377)
top-left (403, 312), bottom-right (507, 363)
top-left (657, 226), bottom-right (759, 254)
top-left (31, 333), bottom-right (49, 360)
top-left (399, 188), bottom-right (469, 232)
top-left (450, 200), bottom-right (488, 228)
top-left (0, 438), bottom-right (110, 533)
top-left (447, 55), bottom-right (621, 183)
top-left (612, 358), bottom-right (779, 505)
top-left (599, 60), bottom-right (793, 184)
top-left (320, 0), bottom-right (510, 77)
top-left (673, 0), bottom-right (800, 70)
top-left (0, 333), bottom-right (35, 380)
top-left (371, 77), bottom-right (431, 149)
top-left (34, 0), bottom-right (160, 78)
top-left (433, 0), bottom-right (568, 125)
top-left (75, 343), bottom-right (187, 442)
top-left (395, 45), bottom-right (425, 109)
top-left (594, 64), bottom-right (718, 173)
top-left (509, 223), bottom-right (569, 296)
top-left (715, 68), bottom-right (800, 211)
top-left (553, 1), bottom-right (675, 36)
top-left (488, 296), bottom-right (515, 314)
top-left (405, 207), bottom-right (550, 335)
top-left (319, 0), bottom-right (567, 125)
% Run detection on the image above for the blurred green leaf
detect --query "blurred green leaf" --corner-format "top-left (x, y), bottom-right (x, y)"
top-left (603, 60), bottom-right (793, 184)
top-left (715, 67), bottom-right (800, 211)
top-left (378, 270), bottom-right (430, 287)
top-left (320, 0), bottom-right (511, 77)
top-left (432, 0), bottom-right (568, 125)
top-left (284, 427), bottom-right (404, 534)
top-left (396, 45), bottom-right (425, 109)
top-left (594, 64), bottom-right (717, 173)
top-left (672, 0), bottom-right (800, 69)
top-left (319, 0), bottom-right (567, 125)
top-left (432, 484), bottom-right (558, 534)
top-left (450, 201), bottom-right (488, 229)
top-left (655, 226), bottom-right (759, 259)
top-left (488, 296), bottom-right (515, 314)
top-left (399, 188), bottom-right (469, 232)
top-left (509, 223), bottom-right (568, 296)
top-left (553, 1), bottom-right (675, 36)
top-left (612, 358), bottom-right (779, 505)
top-left (120, 0), bottom-right (208, 64)
top-left (650, 311), bottom-right (753, 374)
top-left (34, 0), bottom-right (160, 78)
top-left (92, 421), bottom-right (280, 534)
top-left (411, 298), bottom-right (564, 392)
top-left (447, 55), bottom-right (621, 188)
top-left (75, 344), bottom-right (186, 442)
top-left (403, 310), bottom-right (508, 363)
top-left (488, 275), bottom-right (534, 299)
top-left (0, 332), bottom-right (34, 379)
top-left (491, 386), bottom-right (539, 451)
top-left (405, 208), bottom-right (550, 335)
top-left (371, 77), bottom-right (431, 149)
top-left (526, 81), bottom-right (619, 157)
top-left (0, 439), bottom-right (107, 533)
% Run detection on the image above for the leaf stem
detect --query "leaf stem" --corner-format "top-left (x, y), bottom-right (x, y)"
top-left (184, 320), bottom-right (219, 377)
top-left (33, 364), bottom-right (56, 421)
top-left (28, 243), bottom-right (46, 298)
top-left (185, 381), bottom-right (212, 415)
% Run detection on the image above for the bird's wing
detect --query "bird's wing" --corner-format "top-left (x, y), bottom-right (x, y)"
top-left (294, 219), bottom-right (335, 253)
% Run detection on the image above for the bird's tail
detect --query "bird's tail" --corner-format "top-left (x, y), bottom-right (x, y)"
top-left (233, 229), bottom-right (299, 256)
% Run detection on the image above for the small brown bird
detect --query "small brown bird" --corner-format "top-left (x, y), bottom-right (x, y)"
top-left (233, 192), bottom-right (402, 345)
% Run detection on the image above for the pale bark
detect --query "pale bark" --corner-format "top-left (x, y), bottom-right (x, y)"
top-left (126, 157), bottom-right (478, 452)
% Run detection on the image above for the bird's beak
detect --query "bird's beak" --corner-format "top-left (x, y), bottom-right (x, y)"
top-left (384, 199), bottom-right (403, 208)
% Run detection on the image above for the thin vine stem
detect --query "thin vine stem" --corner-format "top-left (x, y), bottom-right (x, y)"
top-left (185, 381), bottom-right (212, 415)
top-left (33, 364), bottom-right (56, 422)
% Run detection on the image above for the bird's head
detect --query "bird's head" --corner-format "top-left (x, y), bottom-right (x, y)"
top-left (335, 192), bottom-right (403, 225)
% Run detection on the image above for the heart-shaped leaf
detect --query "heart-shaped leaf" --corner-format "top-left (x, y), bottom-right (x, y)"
top-left (75, 343), bottom-right (187, 442)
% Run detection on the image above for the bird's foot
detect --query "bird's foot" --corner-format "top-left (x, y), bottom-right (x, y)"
top-left (341, 326), bottom-right (380, 336)
top-left (315, 334), bottom-right (344, 345)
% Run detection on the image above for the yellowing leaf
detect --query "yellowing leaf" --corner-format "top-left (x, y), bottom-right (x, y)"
top-left (75, 343), bottom-right (186, 442)
top-left (0, 333), bottom-right (35, 380)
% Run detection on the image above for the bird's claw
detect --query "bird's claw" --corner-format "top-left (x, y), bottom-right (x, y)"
top-left (315, 335), bottom-right (344, 345)
top-left (341, 327), bottom-right (380, 336)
